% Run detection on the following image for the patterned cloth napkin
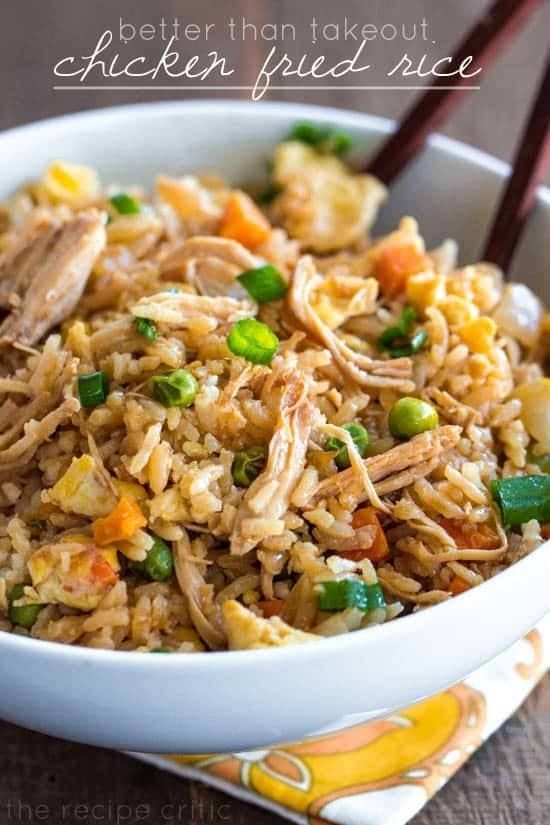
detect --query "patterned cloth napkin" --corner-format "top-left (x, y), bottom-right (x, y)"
top-left (133, 616), bottom-right (549, 825)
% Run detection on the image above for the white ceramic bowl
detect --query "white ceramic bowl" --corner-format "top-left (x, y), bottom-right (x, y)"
top-left (0, 101), bottom-right (548, 754)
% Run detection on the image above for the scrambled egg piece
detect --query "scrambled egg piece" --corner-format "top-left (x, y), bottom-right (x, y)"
top-left (40, 161), bottom-right (100, 207)
top-left (172, 627), bottom-right (205, 652)
top-left (272, 141), bottom-right (386, 252)
top-left (113, 479), bottom-right (148, 501)
top-left (311, 274), bottom-right (378, 330)
top-left (28, 542), bottom-right (118, 611)
top-left (458, 316), bottom-right (497, 355)
top-left (59, 533), bottom-right (120, 573)
top-left (43, 455), bottom-right (117, 518)
top-left (406, 271), bottom-right (446, 311)
top-left (222, 599), bottom-right (318, 650)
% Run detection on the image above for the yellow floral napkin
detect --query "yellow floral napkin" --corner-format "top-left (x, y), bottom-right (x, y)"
top-left (133, 616), bottom-right (549, 825)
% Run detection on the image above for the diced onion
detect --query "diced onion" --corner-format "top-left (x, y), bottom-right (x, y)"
top-left (492, 283), bottom-right (543, 347)
top-left (513, 378), bottom-right (550, 451)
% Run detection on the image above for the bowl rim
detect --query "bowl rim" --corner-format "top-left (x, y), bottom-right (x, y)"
top-left (0, 98), bottom-right (548, 668)
top-left (1, 98), bottom-right (549, 207)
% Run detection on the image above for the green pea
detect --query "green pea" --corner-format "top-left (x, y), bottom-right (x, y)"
top-left (231, 445), bottom-right (267, 487)
top-left (134, 536), bottom-right (174, 582)
top-left (133, 316), bottom-right (157, 341)
top-left (389, 397), bottom-right (439, 440)
top-left (8, 584), bottom-right (43, 629)
top-left (109, 193), bottom-right (141, 215)
top-left (324, 422), bottom-right (370, 469)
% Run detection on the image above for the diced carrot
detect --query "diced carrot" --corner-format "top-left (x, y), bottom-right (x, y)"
top-left (258, 599), bottom-right (285, 618)
top-left (448, 575), bottom-right (471, 596)
top-left (373, 244), bottom-right (429, 297)
top-left (92, 496), bottom-right (147, 546)
top-left (351, 507), bottom-right (377, 529)
top-left (340, 507), bottom-right (390, 563)
top-left (90, 551), bottom-right (119, 587)
top-left (441, 519), bottom-right (500, 550)
top-left (219, 191), bottom-right (271, 248)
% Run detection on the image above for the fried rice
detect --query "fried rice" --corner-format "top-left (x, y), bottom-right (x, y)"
top-left (0, 131), bottom-right (547, 653)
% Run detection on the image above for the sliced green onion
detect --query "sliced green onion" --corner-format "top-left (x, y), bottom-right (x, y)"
top-left (237, 265), bottom-right (288, 304)
top-left (526, 448), bottom-right (550, 474)
top-left (256, 183), bottom-right (281, 205)
top-left (28, 519), bottom-right (47, 531)
top-left (379, 307), bottom-right (428, 358)
top-left (317, 579), bottom-right (386, 612)
top-left (8, 584), bottom-right (44, 629)
top-left (109, 192), bottom-right (141, 215)
top-left (490, 475), bottom-right (550, 526)
top-left (232, 445), bottom-right (267, 487)
top-left (383, 329), bottom-right (428, 358)
top-left (290, 123), bottom-right (353, 156)
top-left (133, 535), bottom-right (174, 582)
top-left (149, 369), bottom-right (198, 408)
top-left (78, 371), bottom-right (109, 408)
top-left (227, 319), bottom-right (279, 365)
top-left (323, 131), bottom-right (353, 156)
top-left (151, 647), bottom-right (171, 653)
top-left (324, 422), bottom-right (370, 469)
top-left (365, 582), bottom-right (386, 610)
top-left (398, 306), bottom-right (416, 332)
top-left (133, 316), bottom-right (157, 341)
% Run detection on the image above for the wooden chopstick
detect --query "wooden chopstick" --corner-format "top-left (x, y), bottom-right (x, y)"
top-left (482, 53), bottom-right (550, 270)
top-left (365, 0), bottom-right (544, 185)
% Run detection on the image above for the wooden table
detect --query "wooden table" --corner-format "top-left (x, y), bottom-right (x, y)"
top-left (0, 1), bottom-right (549, 823)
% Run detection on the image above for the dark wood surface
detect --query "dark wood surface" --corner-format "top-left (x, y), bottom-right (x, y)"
top-left (0, 1), bottom-right (549, 823)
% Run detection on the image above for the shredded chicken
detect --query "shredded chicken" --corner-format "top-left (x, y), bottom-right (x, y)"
top-left (160, 235), bottom-right (260, 298)
top-left (423, 388), bottom-right (482, 426)
top-left (173, 531), bottom-right (226, 650)
top-left (88, 318), bottom-right (144, 359)
top-left (0, 210), bottom-right (61, 306)
top-left (0, 399), bottom-right (79, 470)
top-left (0, 335), bottom-right (79, 469)
top-left (130, 290), bottom-right (254, 327)
top-left (0, 210), bottom-right (106, 345)
top-left (288, 256), bottom-right (414, 391)
top-left (231, 371), bottom-right (315, 555)
top-left (309, 425), bottom-right (462, 505)
top-left (0, 336), bottom-right (76, 447)
top-left (374, 457), bottom-right (442, 496)
top-left (156, 175), bottom-right (222, 232)
top-left (321, 422), bottom-right (389, 513)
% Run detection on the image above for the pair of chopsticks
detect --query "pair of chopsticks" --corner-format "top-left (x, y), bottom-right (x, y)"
top-left (365, 0), bottom-right (550, 273)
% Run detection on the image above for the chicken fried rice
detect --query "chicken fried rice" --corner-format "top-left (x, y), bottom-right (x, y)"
top-left (0, 124), bottom-right (548, 653)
